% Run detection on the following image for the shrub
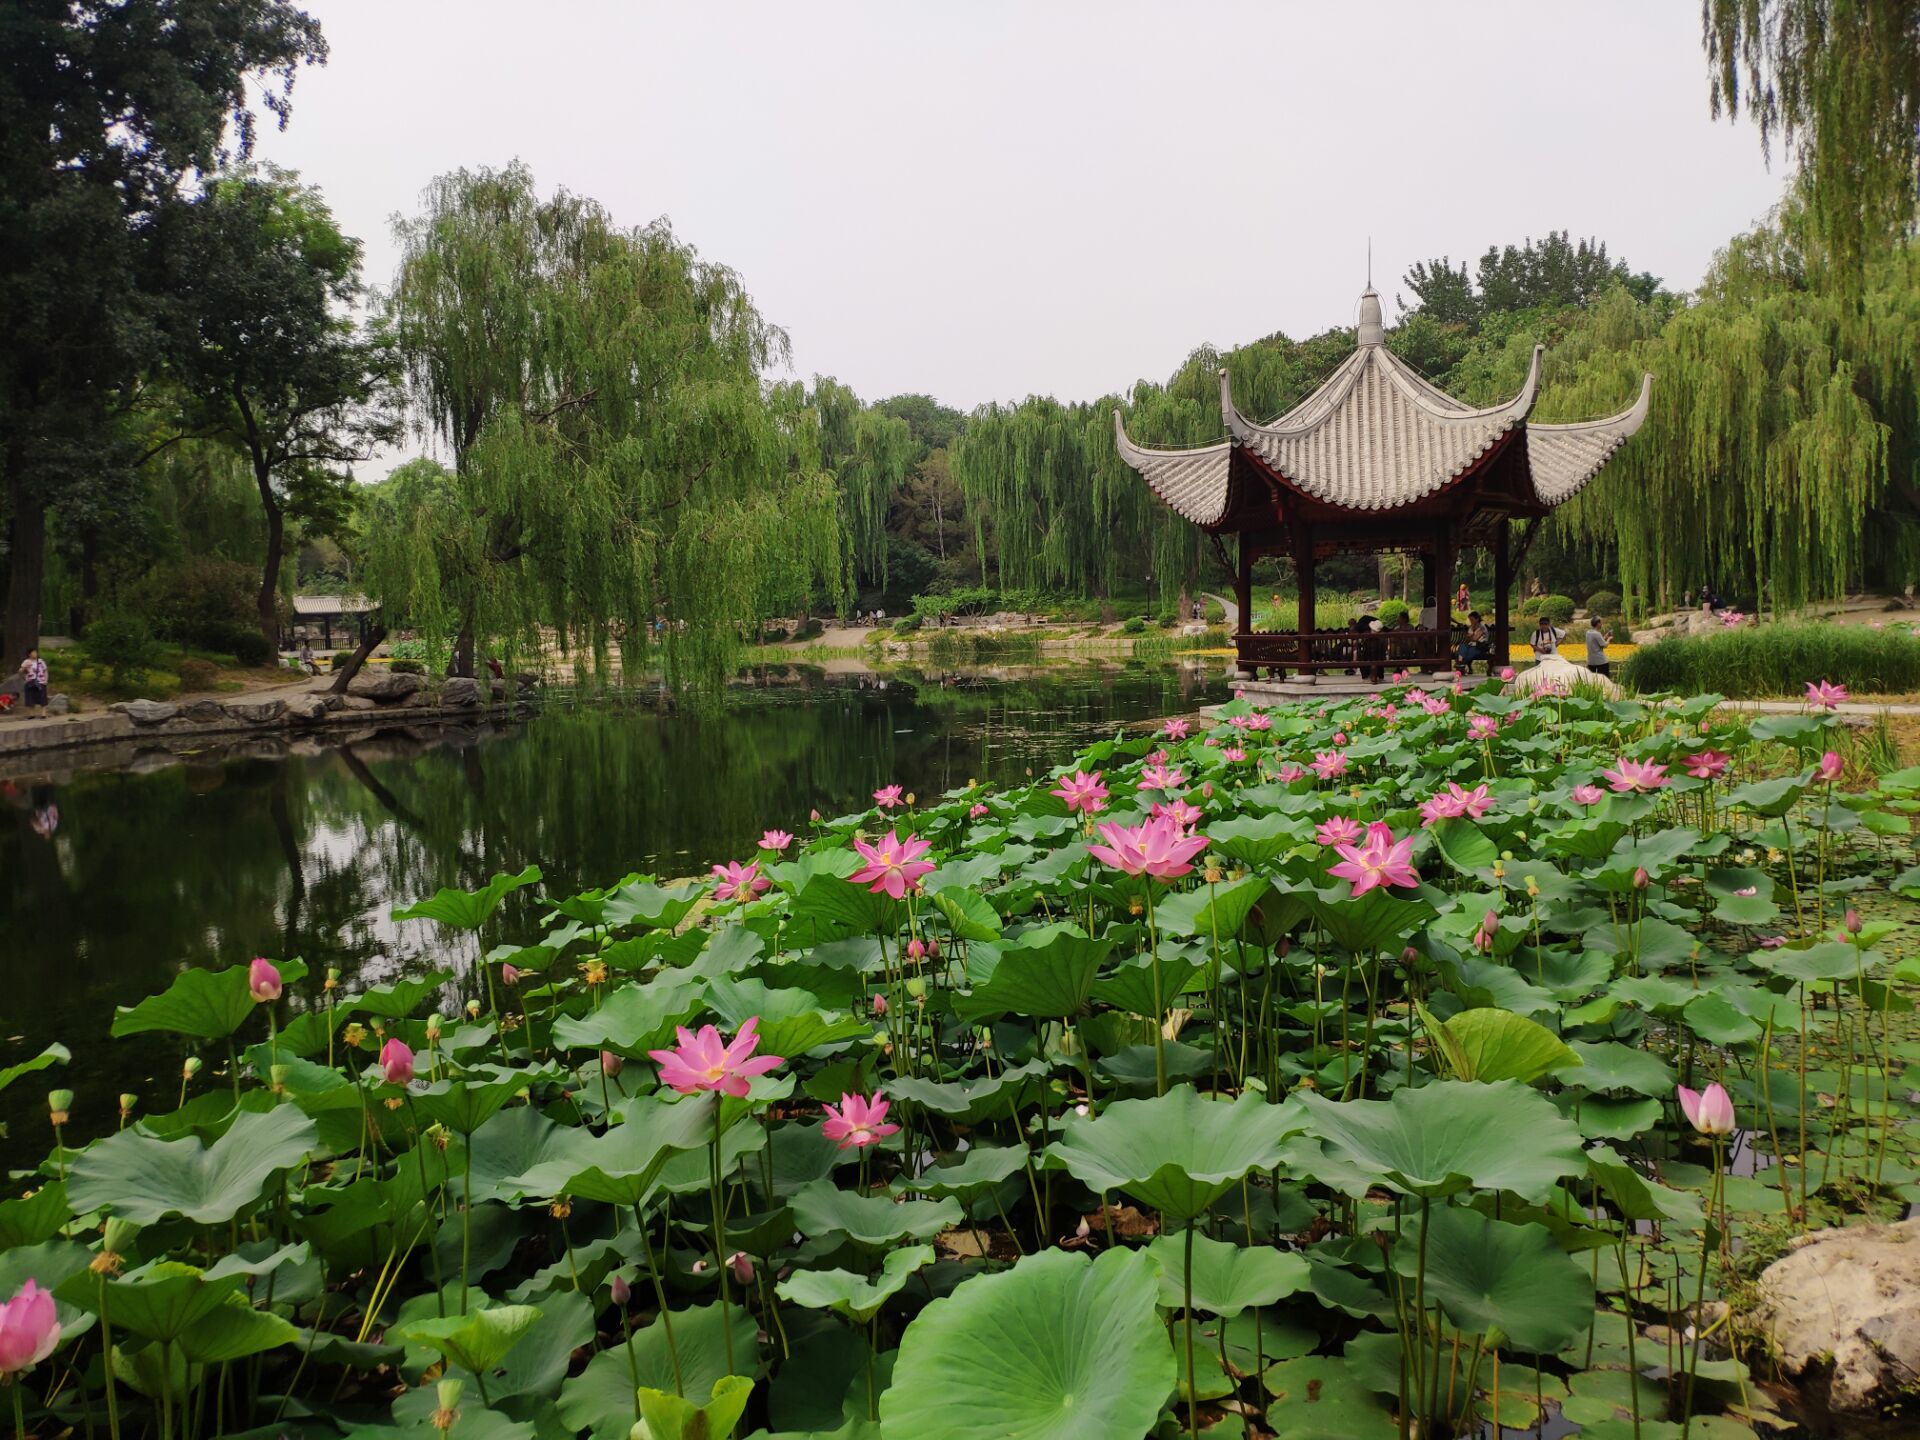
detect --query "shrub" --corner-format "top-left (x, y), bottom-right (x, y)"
top-left (84, 612), bottom-right (158, 688)
top-left (760, 626), bottom-right (791, 644)
top-left (329, 651), bottom-right (354, 671)
top-left (175, 658), bottom-right (218, 692)
top-left (1585, 590), bottom-right (1622, 618)
top-left (892, 615), bottom-right (922, 634)
top-left (389, 659), bottom-right (425, 675)
top-left (794, 617), bottom-right (824, 642)
top-left (1620, 622), bottom-right (1920, 698)
top-left (1532, 594), bottom-right (1576, 624)
top-left (136, 557), bottom-right (268, 649)
top-left (1376, 599), bottom-right (1410, 628)
top-left (1121, 616), bottom-right (1148, 634)
top-left (220, 627), bottom-right (273, 668)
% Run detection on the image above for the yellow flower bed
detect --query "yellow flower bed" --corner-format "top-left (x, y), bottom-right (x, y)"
top-left (1512, 643), bottom-right (1638, 662)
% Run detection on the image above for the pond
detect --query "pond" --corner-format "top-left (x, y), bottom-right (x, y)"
top-left (0, 659), bottom-right (1223, 1136)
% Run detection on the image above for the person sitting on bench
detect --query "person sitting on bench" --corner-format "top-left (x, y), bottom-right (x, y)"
top-left (1456, 612), bottom-right (1491, 672)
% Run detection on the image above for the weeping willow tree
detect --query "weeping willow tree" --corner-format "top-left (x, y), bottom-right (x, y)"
top-left (780, 377), bottom-right (916, 591)
top-left (950, 328), bottom-right (1355, 602)
top-left (1522, 236), bottom-right (1920, 611)
top-left (1705, 0), bottom-right (1919, 298)
top-left (373, 163), bottom-right (842, 687)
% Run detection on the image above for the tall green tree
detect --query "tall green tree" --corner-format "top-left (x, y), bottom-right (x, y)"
top-left (376, 163), bottom-right (841, 683)
top-left (156, 169), bottom-right (398, 653)
top-left (0, 0), bottom-right (325, 665)
top-left (1705, 0), bottom-right (1920, 297)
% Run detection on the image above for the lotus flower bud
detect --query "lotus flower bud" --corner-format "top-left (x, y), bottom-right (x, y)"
top-left (1677, 1082), bottom-right (1736, 1136)
top-left (47, 1090), bottom-right (72, 1127)
top-left (248, 957), bottom-right (283, 1003)
top-left (118, 1093), bottom-right (137, 1120)
top-left (1633, 867), bottom-right (1650, 890)
top-left (810, 808), bottom-right (821, 823)
top-left (1845, 908), bottom-right (1862, 934)
top-left (872, 993), bottom-right (888, 1016)
top-left (906, 939), bottom-right (926, 961)
top-left (1817, 751), bottom-right (1844, 782)
top-left (379, 1038), bottom-right (415, 1086)
top-left (600, 1050), bottom-right (623, 1078)
top-left (1401, 946), bottom-right (1418, 964)
top-left (182, 1057), bottom-right (202, 1080)
top-left (609, 1272), bottom-right (631, 1306)
top-left (729, 1251), bottom-right (753, 1286)
top-left (501, 964), bottom-right (522, 986)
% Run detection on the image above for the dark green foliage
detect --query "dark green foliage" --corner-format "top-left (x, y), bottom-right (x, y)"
top-left (388, 659), bottom-right (425, 675)
top-left (224, 629), bottom-right (273, 668)
top-left (175, 657), bottom-right (218, 691)
top-left (1621, 621), bottom-right (1920, 696)
top-left (135, 557), bottom-right (267, 650)
top-left (1585, 590), bottom-right (1624, 618)
top-left (1121, 616), bottom-right (1148, 634)
top-left (84, 612), bottom-right (159, 687)
top-left (1529, 595), bottom-right (1577, 625)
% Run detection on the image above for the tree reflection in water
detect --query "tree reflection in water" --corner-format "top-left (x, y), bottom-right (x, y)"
top-left (0, 662), bottom-right (1221, 1135)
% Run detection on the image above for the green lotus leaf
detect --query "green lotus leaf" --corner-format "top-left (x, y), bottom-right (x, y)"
top-left (1438, 1007), bottom-right (1581, 1084)
top-left (1750, 940), bottom-right (1876, 984)
top-left (110, 958), bottom-right (310, 1039)
top-left (1154, 875), bottom-right (1272, 940)
top-left (906, 1145), bottom-right (1031, 1198)
top-left (1090, 953), bottom-right (1209, 1017)
top-left (1564, 1041), bottom-right (1675, 1096)
top-left (507, 1093), bottom-right (716, 1206)
top-left (1203, 814), bottom-right (1301, 868)
top-left (789, 1181), bottom-right (960, 1246)
top-left (931, 886), bottom-right (1002, 941)
top-left (790, 873), bottom-right (905, 939)
top-left (1308, 887), bottom-right (1439, 953)
top-left (1294, 1080), bottom-right (1585, 1202)
top-left (174, 1292), bottom-right (301, 1363)
top-left (549, 971), bottom-right (707, 1054)
top-left (777, 1244), bottom-right (934, 1323)
top-left (880, 1247), bottom-right (1173, 1440)
top-left (61, 1260), bottom-right (242, 1342)
top-left (884, 1060), bottom-right (1049, 1121)
top-left (703, 977), bottom-right (869, 1058)
top-left (956, 923), bottom-right (1112, 1021)
top-left (347, 971), bottom-right (454, 1020)
top-left (558, 1301), bottom-right (755, 1440)
top-left (391, 865), bottom-right (542, 929)
top-left (1397, 1206), bottom-right (1594, 1352)
top-left (0, 1041), bottom-right (69, 1094)
top-left (0, 1184), bottom-right (71, 1249)
top-left (411, 1073), bottom-right (529, 1136)
top-left (601, 880), bottom-right (703, 932)
top-left (1684, 993), bottom-right (1762, 1047)
top-left (1556, 1093), bottom-right (1664, 1142)
top-left (1147, 1230), bottom-right (1310, 1318)
top-left (402, 1304), bottom-right (543, 1376)
top-left (1586, 1144), bottom-right (1703, 1224)
top-left (1429, 818), bottom-right (1498, 873)
top-left (1261, 1354), bottom-right (1397, 1439)
top-left (1727, 776), bottom-right (1806, 816)
top-left (637, 1375), bottom-right (755, 1440)
top-left (1046, 1089), bottom-right (1304, 1222)
top-left (68, 1106), bottom-right (320, 1225)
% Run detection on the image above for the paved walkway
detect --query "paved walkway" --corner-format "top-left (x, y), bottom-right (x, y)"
top-left (1724, 700), bottom-right (1920, 717)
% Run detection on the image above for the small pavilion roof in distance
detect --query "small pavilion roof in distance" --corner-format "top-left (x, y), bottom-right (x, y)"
top-left (292, 594), bottom-right (375, 617)
top-left (1114, 286), bottom-right (1651, 531)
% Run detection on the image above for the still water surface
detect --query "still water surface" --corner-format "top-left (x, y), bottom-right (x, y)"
top-left (0, 662), bottom-right (1220, 1135)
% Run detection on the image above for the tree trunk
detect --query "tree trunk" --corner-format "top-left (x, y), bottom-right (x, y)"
top-left (3, 464), bottom-right (46, 668)
top-left (257, 491), bottom-right (285, 660)
top-left (450, 614), bottom-right (476, 678)
top-left (329, 621), bottom-right (387, 693)
top-left (69, 524), bottom-right (101, 637)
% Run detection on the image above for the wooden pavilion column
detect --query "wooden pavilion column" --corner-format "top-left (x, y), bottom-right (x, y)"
top-left (1234, 535), bottom-right (1254, 676)
top-left (1293, 522), bottom-right (1315, 674)
top-left (1493, 517), bottom-right (1512, 667)
top-left (1419, 550), bottom-right (1436, 612)
top-left (1432, 521), bottom-right (1454, 672)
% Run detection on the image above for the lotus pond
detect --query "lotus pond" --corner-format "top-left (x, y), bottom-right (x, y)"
top-left (2, 676), bottom-right (1919, 1440)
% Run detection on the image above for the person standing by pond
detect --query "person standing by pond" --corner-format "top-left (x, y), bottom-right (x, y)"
top-left (1584, 617), bottom-right (1613, 678)
top-left (17, 647), bottom-right (49, 717)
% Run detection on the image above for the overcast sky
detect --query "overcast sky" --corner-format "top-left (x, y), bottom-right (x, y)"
top-left (252, 0), bottom-right (1785, 432)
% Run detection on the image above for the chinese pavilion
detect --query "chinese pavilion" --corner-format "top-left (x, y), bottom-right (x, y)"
top-left (1115, 286), bottom-right (1650, 682)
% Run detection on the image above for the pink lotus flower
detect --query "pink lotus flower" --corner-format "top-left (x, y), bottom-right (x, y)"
top-left (1571, 783), bottom-right (1605, 805)
top-left (872, 992), bottom-right (888, 1016)
top-left (1685, 751), bottom-right (1730, 780)
top-left (906, 938), bottom-right (927, 961)
top-left (1139, 763), bottom-right (1186, 791)
top-left (1331, 731), bottom-right (1349, 747)
top-left (1327, 821), bottom-right (1419, 897)
top-left (379, 1038), bottom-right (415, 1086)
top-left (600, 1050), bottom-right (624, 1077)
top-left (1226, 714), bottom-right (1250, 730)
top-left (850, 829), bottom-right (936, 899)
top-left (501, 963), bottom-right (522, 986)
top-left (1468, 715), bottom-right (1498, 741)
top-left (1275, 762), bottom-right (1307, 783)
top-left (873, 784), bottom-right (904, 809)
top-left (249, 958), bottom-right (282, 1003)
top-left (1419, 791), bottom-right (1466, 827)
top-left (1051, 769), bottom-right (1109, 815)
top-left (1088, 814), bottom-right (1210, 880)
top-left (1806, 679), bottom-right (1849, 710)
top-left (1152, 798), bottom-right (1204, 831)
top-left (1677, 1082), bottom-right (1735, 1136)
top-left (1315, 815), bottom-right (1363, 847)
top-left (609, 1272), bottom-right (631, 1306)
top-left (1498, 666), bottom-right (1516, 682)
top-left (968, 802), bottom-right (989, 819)
top-left (1473, 909), bottom-right (1499, 953)
top-left (1245, 712), bottom-right (1272, 732)
top-left (1311, 751), bottom-right (1348, 781)
top-left (760, 829), bottom-right (794, 852)
top-left (1817, 751), bottom-right (1844, 782)
top-left (1421, 695), bottom-right (1451, 716)
top-left (1721, 609), bottom-right (1746, 627)
top-left (1758, 935), bottom-right (1787, 949)
top-left (1602, 758), bottom-right (1668, 793)
top-left (1147, 748), bottom-right (1170, 766)
top-left (711, 860), bottom-right (769, 904)
top-left (1221, 745), bottom-right (1247, 762)
top-left (648, 1016), bottom-right (784, 1098)
top-left (0, 1279), bottom-right (61, 1377)
top-left (821, 1091), bottom-right (900, 1150)
top-left (1162, 718), bottom-right (1189, 740)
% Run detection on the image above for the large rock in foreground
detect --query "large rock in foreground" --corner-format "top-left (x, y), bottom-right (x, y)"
top-left (111, 699), bottom-right (178, 726)
top-left (1752, 1217), bottom-right (1920, 1415)
top-left (1505, 654), bottom-right (1622, 700)
top-left (347, 671), bottom-right (424, 704)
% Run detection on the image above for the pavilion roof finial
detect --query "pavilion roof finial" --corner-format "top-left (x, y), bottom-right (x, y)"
top-left (1356, 283), bottom-right (1384, 347)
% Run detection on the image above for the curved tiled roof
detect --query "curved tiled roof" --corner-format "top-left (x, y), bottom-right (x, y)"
top-left (1113, 288), bottom-right (1651, 523)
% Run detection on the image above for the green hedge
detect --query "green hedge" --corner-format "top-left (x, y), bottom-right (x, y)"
top-left (1621, 622), bottom-right (1920, 698)
top-left (1519, 594), bottom-right (1577, 625)
top-left (1585, 590), bottom-right (1622, 618)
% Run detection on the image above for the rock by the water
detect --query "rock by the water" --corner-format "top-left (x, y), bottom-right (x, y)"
top-left (225, 698), bottom-right (286, 725)
top-left (112, 699), bottom-right (178, 726)
top-left (440, 676), bottom-right (482, 707)
top-left (47, 694), bottom-right (70, 715)
top-left (1752, 1216), bottom-right (1920, 1414)
top-left (347, 671), bottom-right (424, 703)
top-left (181, 699), bottom-right (227, 724)
top-left (1505, 654), bottom-right (1622, 700)
top-left (340, 694), bottom-right (380, 712)
top-left (285, 695), bottom-right (330, 723)
top-left (513, 671), bottom-right (540, 691)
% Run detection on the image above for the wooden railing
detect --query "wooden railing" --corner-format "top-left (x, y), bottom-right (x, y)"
top-left (1233, 628), bottom-right (1465, 678)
